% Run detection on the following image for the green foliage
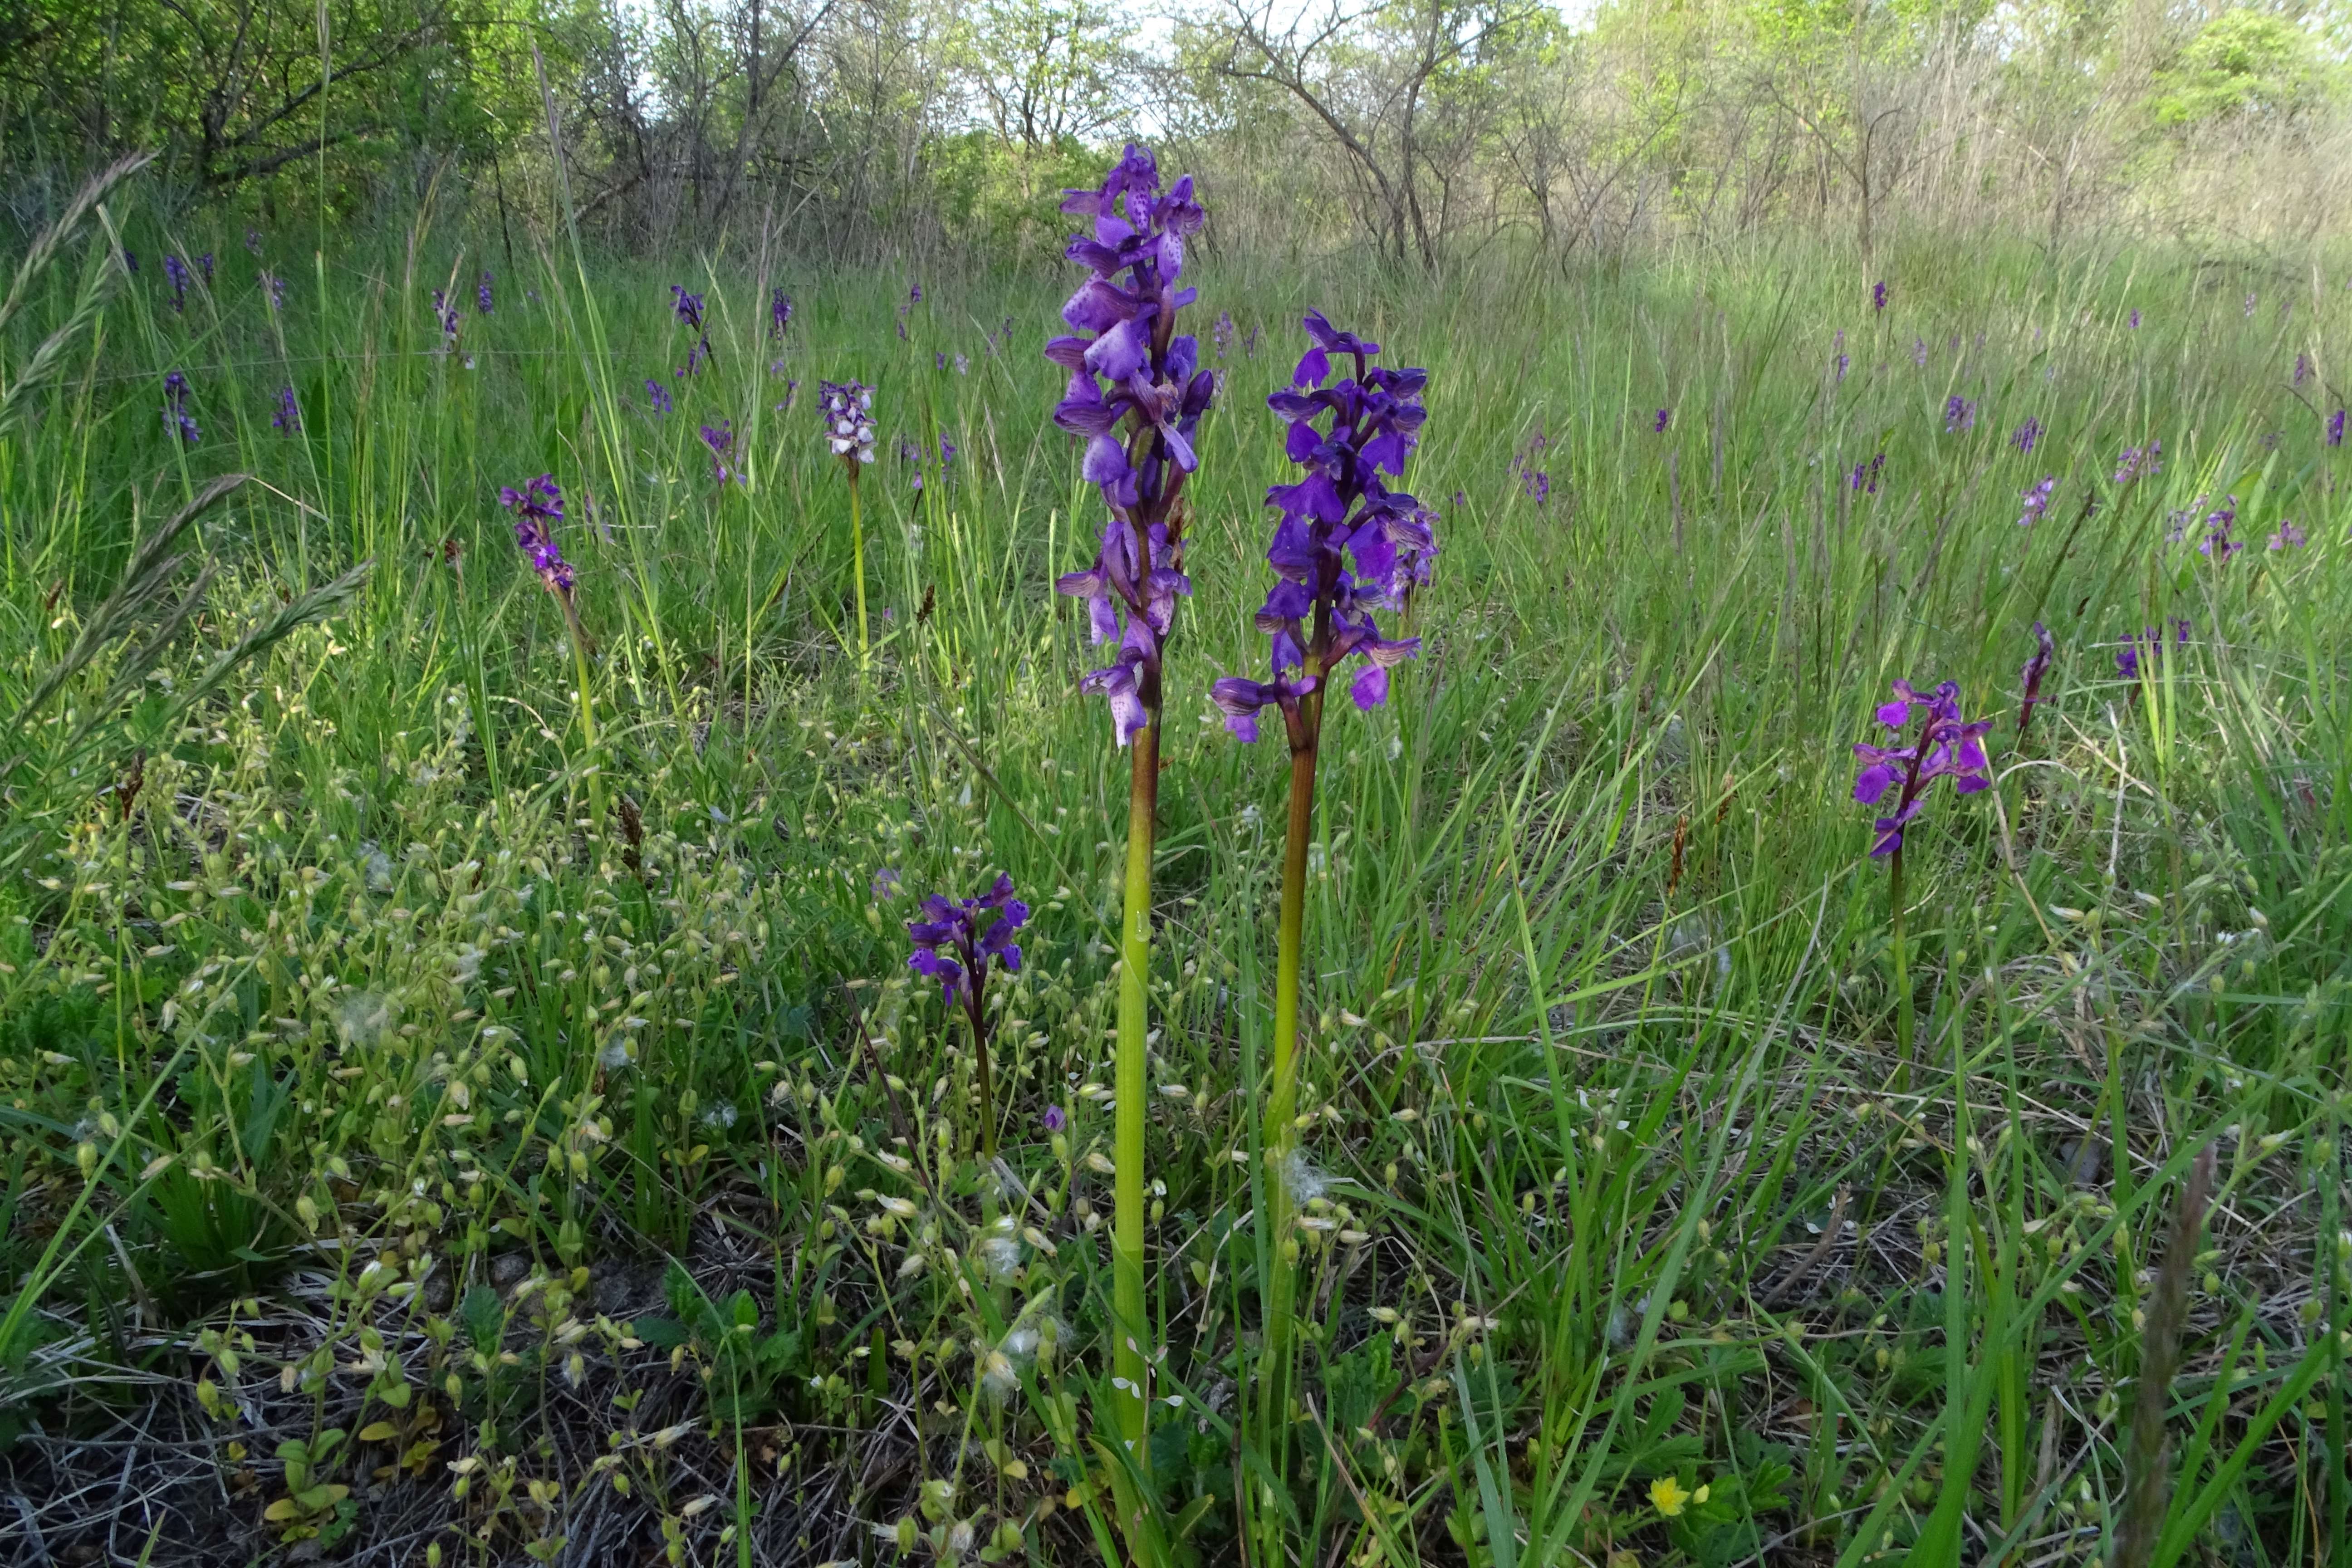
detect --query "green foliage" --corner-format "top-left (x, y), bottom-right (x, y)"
top-left (2151, 9), bottom-right (2334, 129)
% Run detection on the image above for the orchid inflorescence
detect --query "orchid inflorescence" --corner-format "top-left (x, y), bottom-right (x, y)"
top-left (2017, 475), bottom-right (2055, 528)
top-left (769, 288), bottom-right (793, 342)
top-left (2010, 416), bottom-right (2042, 455)
top-left (499, 474), bottom-right (575, 600)
top-left (273, 384), bottom-right (300, 434)
top-left (907, 873), bottom-right (1029, 1157)
top-left (1212, 312), bottom-right (1433, 745)
top-left (818, 381), bottom-right (877, 468)
top-left (161, 370), bottom-right (199, 444)
top-left (163, 254), bottom-right (189, 313)
top-left (478, 270), bottom-right (495, 314)
top-left (1049, 143), bottom-right (1214, 746)
top-left (699, 421), bottom-right (739, 486)
top-left (2116, 619), bottom-right (2190, 680)
top-left (1852, 680), bottom-right (1992, 858)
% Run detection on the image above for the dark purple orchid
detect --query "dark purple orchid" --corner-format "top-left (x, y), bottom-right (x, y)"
top-left (272, 384), bottom-right (300, 434)
top-left (1048, 143), bottom-right (1215, 746)
top-left (262, 270), bottom-right (286, 312)
top-left (431, 289), bottom-right (459, 349)
top-left (2113, 441), bottom-right (2162, 485)
top-left (244, 227), bottom-right (262, 255)
top-left (2268, 519), bottom-right (2307, 551)
top-left (1042, 1103), bottom-right (1067, 1135)
top-left (671, 285), bottom-right (703, 331)
top-left (907, 872), bottom-right (1028, 1007)
top-left (499, 474), bottom-right (575, 600)
top-left (1212, 311), bottom-right (1433, 743)
top-left (2195, 496), bottom-right (2241, 562)
top-left (2011, 417), bottom-right (2043, 455)
top-left (2128, 309), bottom-right (2142, 330)
top-left (818, 380), bottom-right (876, 468)
top-left (2328, 409), bottom-right (2344, 448)
top-left (700, 421), bottom-right (739, 485)
top-left (121, 249), bottom-right (137, 274)
top-left (1873, 281), bottom-right (1888, 313)
top-left (2294, 352), bottom-right (2311, 387)
top-left (2017, 622), bottom-right (2054, 740)
top-left (1852, 680), bottom-right (1992, 858)
top-left (161, 371), bottom-right (199, 444)
top-left (196, 253), bottom-right (213, 284)
top-left (477, 270), bottom-right (495, 314)
top-left (769, 288), bottom-right (793, 341)
top-left (645, 378), bottom-right (671, 416)
top-left (1653, 407), bottom-right (1671, 434)
top-left (1214, 311), bottom-right (1235, 359)
top-left (1851, 453), bottom-right (1885, 494)
top-left (163, 254), bottom-right (188, 312)
top-left (2116, 619), bottom-right (2190, 680)
top-left (2017, 476), bottom-right (2055, 528)
top-left (1944, 395), bottom-right (1976, 433)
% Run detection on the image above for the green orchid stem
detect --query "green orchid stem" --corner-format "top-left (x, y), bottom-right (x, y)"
top-left (963, 1000), bottom-right (997, 1162)
top-left (1112, 715), bottom-right (1159, 1477)
top-left (1890, 844), bottom-right (1912, 1089)
top-left (1260, 682), bottom-right (1323, 1445)
top-left (848, 467), bottom-right (870, 663)
top-left (560, 594), bottom-right (605, 830)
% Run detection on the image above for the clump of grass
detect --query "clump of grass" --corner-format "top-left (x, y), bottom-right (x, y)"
top-left (0, 189), bottom-right (2344, 1566)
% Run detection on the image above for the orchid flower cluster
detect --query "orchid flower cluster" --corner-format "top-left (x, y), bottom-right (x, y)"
top-left (907, 873), bottom-right (1029, 1156)
top-left (2113, 441), bottom-right (2163, 485)
top-left (1852, 680), bottom-right (1992, 858)
top-left (477, 270), bottom-right (495, 314)
top-left (1213, 313), bottom-right (1432, 745)
top-left (2116, 619), bottom-right (2190, 680)
top-left (699, 421), bottom-right (739, 486)
top-left (499, 474), bottom-right (575, 601)
top-left (1049, 143), bottom-right (1214, 746)
top-left (161, 371), bottom-right (199, 444)
top-left (2329, 409), bottom-right (2345, 448)
top-left (1851, 453), bottom-right (1886, 494)
top-left (272, 384), bottom-right (300, 434)
top-left (2017, 475), bottom-right (2055, 528)
top-left (1944, 395), bottom-right (1976, 433)
top-left (769, 288), bottom-right (793, 342)
top-left (818, 381), bottom-right (877, 468)
top-left (671, 285), bottom-right (710, 375)
top-left (430, 289), bottom-right (460, 350)
top-left (163, 254), bottom-right (189, 313)
top-left (2011, 416), bottom-right (2043, 455)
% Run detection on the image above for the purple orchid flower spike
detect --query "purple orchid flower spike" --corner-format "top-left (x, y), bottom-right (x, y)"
top-left (477, 270), bottom-right (495, 314)
top-left (2329, 409), bottom-right (2345, 448)
top-left (2011, 417), bottom-right (2043, 455)
top-left (699, 421), bottom-right (740, 486)
top-left (769, 288), bottom-right (794, 342)
top-left (906, 872), bottom-right (1030, 1156)
top-left (1852, 679), bottom-right (1993, 858)
top-left (2018, 476), bottom-right (2055, 528)
top-left (499, 474), bottom-right (575, 601)
top-left (2017, 622), bottom-right (2054, 741)
top-left (272, 384), bottom-right (300, 434)
top-left (818, 381), bottom-right (877, 468)
top-left (161, 371), bottom-right (200, 444)
top-left (1047, 142), bottom-right (1215, 747)
top-left (1873, 281), bottom-right (1888, 313)
top-left (1216, 311), bottom-right (1433, 742)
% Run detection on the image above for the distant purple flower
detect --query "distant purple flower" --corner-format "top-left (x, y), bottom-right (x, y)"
top-left (1214, 310), bottom-right (1431, 742)
top-left (477, 270), bottom-right (495, 314)
top-left (2195, 495), bottom-right (2241, 562)
top-left (2268, 519), bottom-right (2307, 551)
top-left (163, 254), bottom-right (189, 312)
top-left (2244, 292), bottom-right (2257, 318)
top-left (1944, 396), bottom-right (1976, 433)
top-left (645, 378), bottom-right (671, 415)
top-left (777, 378), bottom-right (800, 412)
top-left (499, 474), bottom-right (574, 599)
top-left (1244, 323), bottom-right (1260, 359)
top-left (2017, 622), bottom-right (2054, 740)
top-left (1653, 407), bottom-right (1671, 434)
top-left (906, 872), bottom-right (1027, 1010)
top-left (121, 249), bottom-right (137, 274)
top-left (431, 289), bottom-right (459, 348)
top-left (1873, 281), bottom-right (1888, 313)
top-left (262, 270), bottom-right (286, 312)
top-left (818, 380), bottom-right (876, 468)
top-left (1042, 1103), bottom-right (1067, 1134)
top-left (1214, 311), bottom-right (1235, 359)
top-left (2293, 353), bottom-right (2311, 385)
top-left (954, 353), bottom-right (969, 375)
top-left (671, 285), bottom-right (704, 331)
top-left (1851, 453), bottom-right (1885, 494)
top-left (1851, 679), bottom-right (1992, 858)
top-left (1911, 338), bottom-right (1928, 368)
top-left (940, 434), bottom-right (957, 468)
top-left (2113, 441), bottom-right (2162, 485)
top-left (935, 350), bottom-right (947, 371)
top-left (196, 253), bottom-right (213, 284)
top-left (769, 288), bottom-right (793, 341)
top-left (244, 227), bottom-right (262, 255)
top-left (2011, 416), bottom-right (2043, 455)
top-left (272, 384), bottom-right (300, 434)
top-left (699, 421), bottom-right (739, 485)
top-left (1049, 143), bottom-right (1214, 746)
top-left (908, 283), bottom-right (923, 305)
top-left (2117, 619), bottom-right (2190, 680)
top-left (2017, 475), bottom-right (2055, 527)
top-left (160, 370), bottom-right (199, 444)
top-left (2328, 409), bottom-right (2344, 447)
top-left (2128, 309), bottom-right (2141, 330)
top-left (872, 867), bottom-right (902, 900)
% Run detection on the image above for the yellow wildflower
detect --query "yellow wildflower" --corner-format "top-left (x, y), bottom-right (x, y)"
top-left (1650, 1476), bottom-right (1690, 1518)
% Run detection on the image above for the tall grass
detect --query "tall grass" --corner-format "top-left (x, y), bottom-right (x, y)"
top-left (1, 199), bottom-right (2345, 1566)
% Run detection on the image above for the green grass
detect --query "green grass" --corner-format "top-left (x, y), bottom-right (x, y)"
top-left (1, 193), bottom-right (2347, 1567)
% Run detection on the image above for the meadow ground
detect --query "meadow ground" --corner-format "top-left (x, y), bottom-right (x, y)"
top-left (1, 203), bottom-right (2347, 1566)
